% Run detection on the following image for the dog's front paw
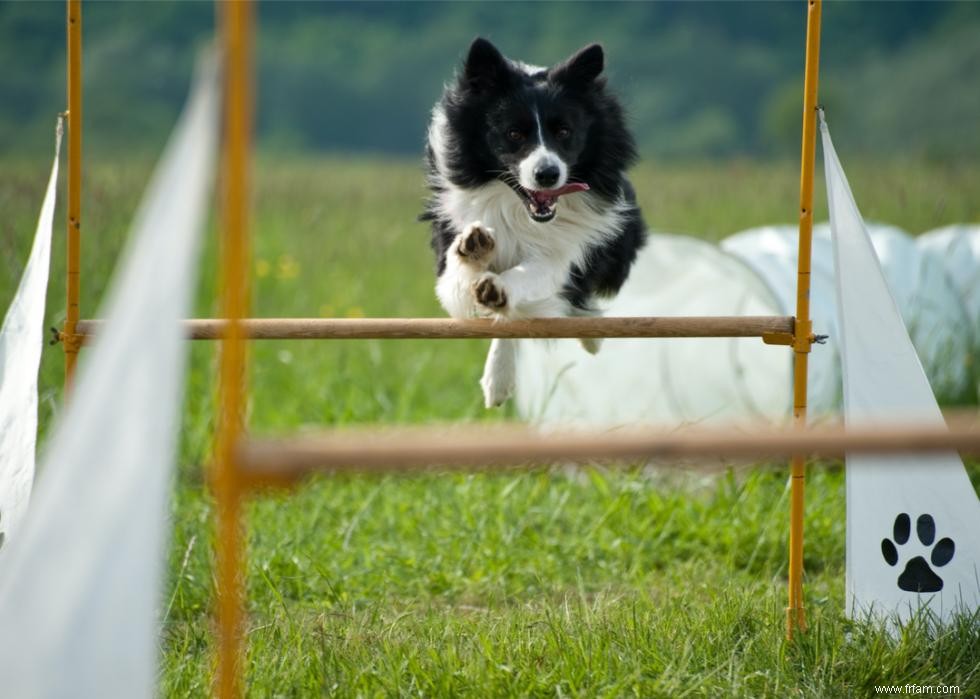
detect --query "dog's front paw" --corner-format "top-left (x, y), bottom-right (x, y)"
top-left (456, 222), bottom-right (495, 263)
top-left (473, 273), bottom-right (508, 311)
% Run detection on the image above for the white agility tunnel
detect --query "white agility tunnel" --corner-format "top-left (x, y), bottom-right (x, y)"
top-left (917, 224), bottom-right (980, 334)
top-left (723, 222), bottom-right (974, 405)
top-left (849, 223), bottom-right (974, 402)
top-left (517, 221), bottom-right (978, 428)
top-left (721, 224), bottom-right (840, 415)
top-left (917, 224), bottom-right (980, 401)
top-left (515, 233), bottom-right (792, 426)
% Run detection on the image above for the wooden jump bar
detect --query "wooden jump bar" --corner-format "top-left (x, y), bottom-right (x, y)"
top-left (238, 420), bottom-right (980, 487)
top-left (74, 315), bottom-right (794, 341)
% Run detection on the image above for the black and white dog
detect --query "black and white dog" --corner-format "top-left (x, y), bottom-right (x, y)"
top-left (422, 38), bottom-right (647, 407)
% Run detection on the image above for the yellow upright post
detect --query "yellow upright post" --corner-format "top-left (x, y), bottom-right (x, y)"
top-left (214, 0), bottom-right (253, 696)
top-left (64, 0), bottom-right (82, 390)
top-left (787, 0), bottom-right (822, 640)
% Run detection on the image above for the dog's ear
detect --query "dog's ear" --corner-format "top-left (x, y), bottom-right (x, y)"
top-left (550, 43), bottom-right (604, 88)
top-left (463, 37), bottom-right (510, 92)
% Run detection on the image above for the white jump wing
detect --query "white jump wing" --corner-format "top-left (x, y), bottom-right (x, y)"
top-left (822, 113), bottom-right (980, 625)
top-left (0, 55), bottom-right (218, 698)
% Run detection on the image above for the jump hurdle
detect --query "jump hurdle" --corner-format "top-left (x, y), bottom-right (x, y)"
top-left (73, 315), bottom-right (797, 341)
top-left (236, 419), bottom-right (980, 488)
top-left (54, 1), bottom-right (978, 696)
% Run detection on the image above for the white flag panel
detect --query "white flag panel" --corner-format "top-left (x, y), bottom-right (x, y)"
top-left (822, 114), bottom-right (980, 625)
top-left (0, 56), bottom-right (218, 698)
top-left (0, 123), bottom-right (61, 548)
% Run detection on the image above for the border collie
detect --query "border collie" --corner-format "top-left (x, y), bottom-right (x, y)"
top-left (422, 38), bottom-right (646, 407)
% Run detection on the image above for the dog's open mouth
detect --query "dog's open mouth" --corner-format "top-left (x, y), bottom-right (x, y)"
top-left (517, 182), bottom-right (590, 222)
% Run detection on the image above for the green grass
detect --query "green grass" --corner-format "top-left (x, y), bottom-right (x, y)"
top-left (2, 155), bottom-right (979, 697)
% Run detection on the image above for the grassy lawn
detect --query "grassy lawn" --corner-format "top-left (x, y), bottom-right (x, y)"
top-left (2, 154), bottom-right (979, 697)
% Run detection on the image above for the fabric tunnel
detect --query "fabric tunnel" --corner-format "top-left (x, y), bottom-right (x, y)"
top-left (516, 223), bottom-right (979, 427)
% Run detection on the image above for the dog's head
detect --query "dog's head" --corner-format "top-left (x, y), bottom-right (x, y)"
top-left (435, 38), bottom-right (637, 223)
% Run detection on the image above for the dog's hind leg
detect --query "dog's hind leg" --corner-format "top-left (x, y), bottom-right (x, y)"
top-left (579, 336), bottom-right (603, 355)
top-left (436, 221), bottom-right (497, 318)
top-left (480, 338), bottom-right (516, 407)
top-left (571, 307), bottom-right (603, 355)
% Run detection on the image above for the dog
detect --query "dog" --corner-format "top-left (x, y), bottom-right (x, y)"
top-left (422, 38), bottom-right (647, 407)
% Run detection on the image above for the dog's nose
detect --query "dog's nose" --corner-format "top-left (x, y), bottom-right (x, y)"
top-left (534, 164), bottom-right (560, 189)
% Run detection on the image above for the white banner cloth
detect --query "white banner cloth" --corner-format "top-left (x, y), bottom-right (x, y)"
top-left (0, 55), bottom-right (218, 698)
top-left (0, 121), bottom-right (62, 547)
top-left (822, 114), bottom-right (980, 625)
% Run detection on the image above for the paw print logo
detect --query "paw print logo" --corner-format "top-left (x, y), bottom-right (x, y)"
top-left (881, 513), bottom-right (955, 593)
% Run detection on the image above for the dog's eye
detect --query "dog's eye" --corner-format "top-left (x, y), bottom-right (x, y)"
top-left (507, 129), bottom-right (526, 143)
top-left (555, 126), bottom-right (572, 140)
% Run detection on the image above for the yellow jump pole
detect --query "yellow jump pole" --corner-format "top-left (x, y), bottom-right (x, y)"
top-left (787, 0), bottom-right (822, 640)
top-left (214, 0), bottom-right (253, 696)
top-left (64, 0), bottom-right (82, 391)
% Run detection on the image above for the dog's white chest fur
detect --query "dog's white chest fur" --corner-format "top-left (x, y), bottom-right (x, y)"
top-left (435, 180), bottom-right (627, 274)
top-left (432, 179), bottom-right (627, 407)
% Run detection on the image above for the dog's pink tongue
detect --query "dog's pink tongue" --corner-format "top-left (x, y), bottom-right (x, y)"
top-left (531, 182), bottom-right (590, 205)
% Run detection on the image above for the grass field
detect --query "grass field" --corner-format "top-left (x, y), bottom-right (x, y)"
top-left (2, 154), bottom-right (979, 697)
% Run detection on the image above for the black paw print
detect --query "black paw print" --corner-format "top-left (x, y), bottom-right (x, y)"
top-left (881, 513), bottom-right (955, 593)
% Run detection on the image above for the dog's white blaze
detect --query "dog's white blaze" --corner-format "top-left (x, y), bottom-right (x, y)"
top-left (534, 109), bottom-right (545, 144)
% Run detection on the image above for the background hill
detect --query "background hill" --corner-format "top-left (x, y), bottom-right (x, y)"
top-left (2, 1), bottom-right (979, 161)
